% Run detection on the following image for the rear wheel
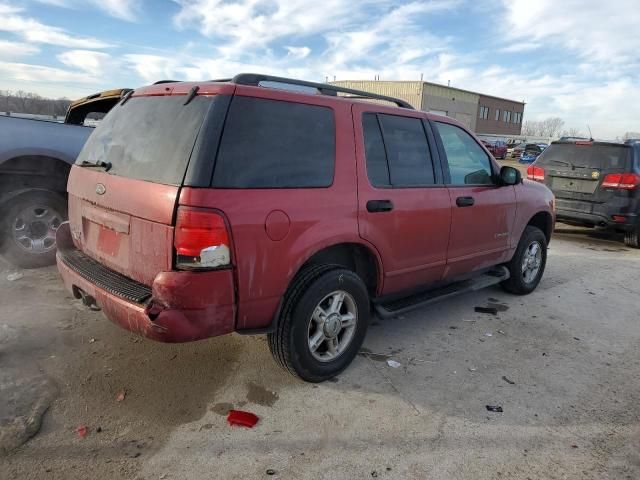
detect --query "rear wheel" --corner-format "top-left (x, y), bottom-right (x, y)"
top-left (268, 265), bottom-right (370, 382)
top-left (624, 225), bottom-right (640, 248)
top-left (501, 226), bottom-right (547, 295)
top-left (0, 190), bottom-right (67, 268)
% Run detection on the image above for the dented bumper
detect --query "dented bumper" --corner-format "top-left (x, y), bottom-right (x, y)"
top-left (55, 222), bottom-right (236, 343)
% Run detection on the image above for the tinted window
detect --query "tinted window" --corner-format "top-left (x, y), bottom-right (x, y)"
top-left (435, 122), bottom-right (494, 185)
top-left (377, 114), bottom-right (435, 186)
top-left (537, 143), bottom-right (630, 170)
top-left (362, 113), bottom-right (389, 186)
top-left (213, 97), bottom-right (335, 188)
top-left (77, 95), bottom-right (213, 185)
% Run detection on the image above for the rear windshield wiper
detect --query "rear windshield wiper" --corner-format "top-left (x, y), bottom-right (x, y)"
top-left (80, 160), bottom-right (112, 171)
top-left (548, 159), bottom-right (572, 167)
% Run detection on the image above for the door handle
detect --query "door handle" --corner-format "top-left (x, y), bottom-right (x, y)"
top-left (456, 196), bottom-right (475, 207)
top-left (367, 200), bottom-right (394, 213)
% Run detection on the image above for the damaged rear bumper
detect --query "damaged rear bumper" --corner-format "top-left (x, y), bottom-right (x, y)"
top-left (55, 222), bottom-right (236, 343)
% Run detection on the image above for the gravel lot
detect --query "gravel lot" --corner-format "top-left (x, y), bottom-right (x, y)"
top-left (1, 227), bottom-right (639, 479)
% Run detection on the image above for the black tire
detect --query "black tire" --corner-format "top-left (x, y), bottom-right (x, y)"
top-left (0, 190), bottom-right (67, 269)
top-left (501, 225), bottom-right (547, 295)
top-left (624, 225), bottom-right (640, 248)
top-left (268, 265), bottom-right (370, 382)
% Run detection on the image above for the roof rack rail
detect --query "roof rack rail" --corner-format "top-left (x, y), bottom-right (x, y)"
top-left (231, 73), bottom-right (414, 109)
top-left (153, 80), bottom-right (179, 85)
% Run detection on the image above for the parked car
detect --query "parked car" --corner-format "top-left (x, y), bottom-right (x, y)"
top-left (528, 139), bottom-right (640, 247)
top-left (510, 142), bottom-right (526, 158)
top-left (481, 140), bottom-right (508, 159)
top-left (0, 88), bottom-right (130, 268)
top-left (519, 143), bottom-right (546, 163)
top-left (56, 74), bottom-right (555, 382)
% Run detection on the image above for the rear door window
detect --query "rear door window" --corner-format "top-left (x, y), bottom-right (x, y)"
top-left (362, 113), bottom-right (435, 187)
top-left (213, 96), bottom-right (335, 188)
top-left (77, 95), bottom-right (213, 185)
top-left (434, 122), bottom-right (494, 185)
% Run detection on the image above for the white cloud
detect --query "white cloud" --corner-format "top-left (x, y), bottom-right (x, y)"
top-left (34, 0), bottom-right (141, 21)
top-left (57, 50), bottom-right (113, 75)
top-left (285, 46), bottom-right (311, 59)
top-left (0, 60), bottom-right (102, 83)
top-left (500, 42), bottom-right (542, 53)
top-left (172, 0), bottom-right (460, 53)
top-left (0, 3), bottom-right (111, 48)
top-left (123, 54), bottom-right (179, 83)
top-left (90, 0), bottom-right (140, 21)
top-left (0, 39), bottom-right (40, 59)
top-left (503, 0), bottom-right (640, 62)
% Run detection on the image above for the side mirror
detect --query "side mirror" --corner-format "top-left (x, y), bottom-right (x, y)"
top-left (500, 166), bottom-right (522, 186)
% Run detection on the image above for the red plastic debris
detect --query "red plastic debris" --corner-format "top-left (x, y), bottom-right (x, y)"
top-left (227, 410), bottom-right (259, 428)
top-left (75, 425), bottom-right (88, 438)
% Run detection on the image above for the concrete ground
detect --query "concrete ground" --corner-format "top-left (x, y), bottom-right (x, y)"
top-left (1, 227), bottom-right (639, 480)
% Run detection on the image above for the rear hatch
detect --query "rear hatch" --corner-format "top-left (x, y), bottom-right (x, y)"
top-left (535, 141), bottom-right (632, 211)
top-left (66, 82), bottom-right (232, 285)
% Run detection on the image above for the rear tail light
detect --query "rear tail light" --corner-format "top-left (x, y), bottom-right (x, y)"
top-left (174, 206), bottom-right (231, 269)
top-left (601, 173), bottom-right (640, 190)
top-left (527, 165), bottom-right (545, 182)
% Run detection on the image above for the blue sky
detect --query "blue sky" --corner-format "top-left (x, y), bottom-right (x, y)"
top-left (0, 0), bottom-right (638, 137)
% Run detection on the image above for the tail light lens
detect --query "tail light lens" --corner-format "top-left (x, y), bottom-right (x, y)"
top-left (601, 173), bottom-right (640, 190)
top-left (527, 165), bottom-right (545, 182)
top-left (174, 206), bottom-right (231, 270)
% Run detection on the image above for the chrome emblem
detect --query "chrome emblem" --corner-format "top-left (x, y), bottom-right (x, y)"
top-left (592, 171), bottom-right (600, 179)
top-left (95, 183), bottom-right (106, 195)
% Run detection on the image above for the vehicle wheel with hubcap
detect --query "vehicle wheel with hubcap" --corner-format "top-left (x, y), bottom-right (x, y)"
top-left (624, 225), bottom-right (640, 248)
top-left (0, 190), bottom-right (67, 268)
top-left (268, 265), bottom-right (370, 382)
top-left (501, 225), bottom-right (547, 295)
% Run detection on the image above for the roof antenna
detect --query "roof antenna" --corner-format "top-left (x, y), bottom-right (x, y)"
top-left (587, 125), bottom-right (593, 141)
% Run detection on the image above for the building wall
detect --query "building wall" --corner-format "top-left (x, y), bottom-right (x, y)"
top-left (329, 80), bottom-right (523, 135)
top-left (421, 83), bottom-right (479, 131)
top-left (476, 95), bottom-right (525, 136)
top-left (330, 81), bottom-right (424, 109)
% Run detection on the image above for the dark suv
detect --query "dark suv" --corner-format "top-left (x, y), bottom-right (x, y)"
top-left (56, 74), bottom-right (554, 382)
top-left (528, 139), bottom-right (640, 247)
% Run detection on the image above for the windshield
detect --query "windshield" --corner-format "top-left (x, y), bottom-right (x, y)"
top-left (537, 143), bottom-right (630, 169)
top-left (76, 95), bottom-right (213, 185)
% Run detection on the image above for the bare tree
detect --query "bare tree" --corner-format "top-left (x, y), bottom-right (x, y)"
top-left (560, 127), bottom-right (587, 138)
top-left (0, 90), bottom-right (71, 117)
top-left (622, 132), bottom-right (640, 141)
top-left (521, 120), bottom-right (538, 136)
top-left (539, 117), bottom-right (565, 138)
top-left (520, 117), bottom-right (566, 138)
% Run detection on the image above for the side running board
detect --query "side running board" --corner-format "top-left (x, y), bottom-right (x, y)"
top-left (374, 266), bottom-right (510, 318)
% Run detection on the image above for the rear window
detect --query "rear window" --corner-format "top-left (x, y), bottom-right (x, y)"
top-left (362, 112), bottom-right (435, 187)
top-left (76, 95), bottom-right (213, 185)
top-left (212, 96), bottom-right (335, 188)
top-left (537, 143), bottom-right (630, 170)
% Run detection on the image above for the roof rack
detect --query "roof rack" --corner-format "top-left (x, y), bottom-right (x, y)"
top-left (153, 80), bottom-right (179, 85)
top-left (230, 73), bottom-right (414, 109)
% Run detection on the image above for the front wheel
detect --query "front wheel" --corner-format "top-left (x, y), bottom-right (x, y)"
top-left (268, 266), bottom-right (370, 382)
top-left (501, 226), bottom-right (547, 295)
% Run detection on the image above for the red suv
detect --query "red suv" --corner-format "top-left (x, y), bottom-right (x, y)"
top-left (481, 140), bottom-right (508, 159)
top-left (56, 74), bottom-right (555, 382)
